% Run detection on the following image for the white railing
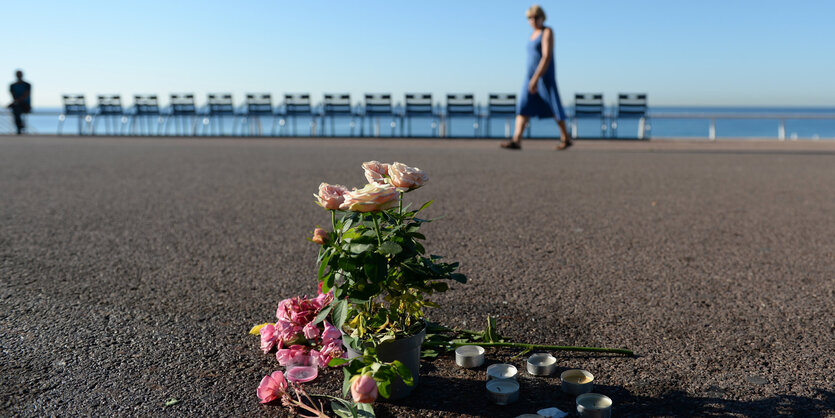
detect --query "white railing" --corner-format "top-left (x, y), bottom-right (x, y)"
top-left (647, 112), bottom-right (835, 140)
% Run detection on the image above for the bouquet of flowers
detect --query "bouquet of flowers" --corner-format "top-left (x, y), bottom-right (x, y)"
top-left (254, 160), bottom-right (466, 415)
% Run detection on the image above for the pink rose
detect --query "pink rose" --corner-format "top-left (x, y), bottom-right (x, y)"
top-left (321, 321), bottom-right (342, 343)
top-left (362, 161), bottom-right (390, 185)
top-left (339, 183), bottom-right (398, 213)
top-left (312, 228), bottom-right (328, 245)
top-left (315, 182), bottom-right (348, 210)
top-left (388, 162), bottom-right (428, 191)
top-left (302, 322), bottom-right (320, 340)
top-left (256, 371), bottom-right (287, 404)
top-left (259, 324), bottom-right (277, 353)
top-left (350, 373), bottom-right (379, 404)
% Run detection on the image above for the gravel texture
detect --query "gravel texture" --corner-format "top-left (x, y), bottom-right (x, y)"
top-left (1, 136), bottom-right (834, 417)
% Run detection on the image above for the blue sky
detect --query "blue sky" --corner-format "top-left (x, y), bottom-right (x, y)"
top-left (4, 0), bottom-right (835, 108)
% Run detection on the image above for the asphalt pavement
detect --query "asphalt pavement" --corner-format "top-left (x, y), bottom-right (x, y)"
top-left (1, 136), bottom-right (833, 417)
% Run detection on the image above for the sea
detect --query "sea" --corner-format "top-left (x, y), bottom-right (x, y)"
top-left (3, 106), bottom-right (835, 140)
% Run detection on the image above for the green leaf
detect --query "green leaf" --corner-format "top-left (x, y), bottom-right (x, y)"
top-left (420, 349), bottom-right (439, 358)
top-left (415, 200), bottom-right (433, 215)
top-left (331, 400), bottom-right (358, 418)
top-left (341, 218), bottom-right (354, 232)
top-left (338, 256), bottom-right (358, 272)
top-left (329, 357), bottom-right (350, 367)
top-left (378, 241), bottom-right (402, 256)
top-left (357, 402), bottom-right (376, 418)
top-left (322, 271), bottom-right (335, 292)
top-left (318, 252), bottom-right (332, 280)
top-left (485, 315), bottom-right (499, 343)
top-left (350, 243), bottom-right (375, 254)
top-left (449, 273), bottom-right (467, 284)
top-left (376, 377), bottom-right (392, 399)
top-left (333, 299), bottom-right (349, 329)
top-left (163, 398), bottom-right (180, 407)
top-left (314, 305), bottom-right (333, 324)
top-left (391, 360), bottom-right (414, 386)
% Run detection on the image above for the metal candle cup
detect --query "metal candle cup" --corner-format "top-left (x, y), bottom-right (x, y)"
top-left (455, 345), bottom-right (485, 368)
top-left (560, 369), bottom-right (594, 395)
top-left (526, 353), bottom-right (557, 376)
top-left (576, 393), bottom-right (612, 418)
top-left (487, 363), bottom-right (518, 381)
top-left (486, 379), bottom-right (520, 405)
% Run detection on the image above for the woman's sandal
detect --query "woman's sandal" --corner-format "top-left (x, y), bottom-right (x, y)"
top-left (500, 141), bottom-right (522, 150)
top-left (556, 137), bottom-right (573, 151)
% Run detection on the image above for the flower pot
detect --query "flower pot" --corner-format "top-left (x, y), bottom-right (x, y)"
top-left (344, 325), bottom-right (426, 400)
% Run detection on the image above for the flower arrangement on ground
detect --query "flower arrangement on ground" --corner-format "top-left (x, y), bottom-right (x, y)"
top-left (253, 161), bottom-right (466, 416)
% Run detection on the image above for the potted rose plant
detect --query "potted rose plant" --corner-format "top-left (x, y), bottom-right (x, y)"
top-left (313, 161), bottom-right (466, 401)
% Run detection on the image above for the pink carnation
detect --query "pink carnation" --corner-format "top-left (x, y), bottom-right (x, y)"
top-left (257, 371), bottom-right (287, 404)
top-left (259, 324), bottom-right (277, 353)
top-left (321, 321), bottom-right (342, 343)
top-left (276, 345), bottom-right (312, 367)
top-left (302, 322), bottom-right (320, 340)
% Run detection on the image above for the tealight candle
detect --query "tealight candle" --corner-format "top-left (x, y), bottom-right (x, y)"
top-left (526, 353), bottom-right (557, 376)
top-left (486, 379), bottom-right (520, 405)
top-left (560, 369), bottom-right (594, 395)
top-left (487, 363), bottom-right (518, 381)
top-left (455, 345), bottom-right (485, 368)
top-left (576, 393), bottom-right (612, 418)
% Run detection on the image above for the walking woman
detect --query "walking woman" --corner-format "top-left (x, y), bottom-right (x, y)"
top-left (501, 5), bottom-right (572, 150)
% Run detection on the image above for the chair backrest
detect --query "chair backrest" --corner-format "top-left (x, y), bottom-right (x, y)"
top-left (134, 95), bottom-right (160, 115)
top-left (573, 93), bottom-right (604, 116)
top-left (617, 93), bottom-right (647, 117)
top-left (62, 95), bottom-right (87, 115)
top-left (323, 94), bottom-right (352, 116)
top-left (246, 93), bottom-right (273, 116)
top-left (207, 93), bottom-right (235, 115)
top-left (446, 94), bottom-right (475, 116)
top-left (170, 94), bottom-right (197, 115)
top-left (487, 94), bottom-right (516, 116)
top-left (284, 94), bottom-right (311, 116)
top-left (404, 93), bottom-right (433, 116)
top-left (97, 95), bottom-right (123, 115)
top-left (364, 94), bottom-right (392, 116)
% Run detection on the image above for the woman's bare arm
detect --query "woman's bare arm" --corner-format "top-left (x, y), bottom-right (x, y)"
top-left (528, 28), bottom-right (554, 93)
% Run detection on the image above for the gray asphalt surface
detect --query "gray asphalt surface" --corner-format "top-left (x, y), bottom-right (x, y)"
top-left (1, 136), bottom-right (834, 417)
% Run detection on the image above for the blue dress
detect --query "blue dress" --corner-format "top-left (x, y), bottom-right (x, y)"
top-left (516, 28), bottom-right (566, 120)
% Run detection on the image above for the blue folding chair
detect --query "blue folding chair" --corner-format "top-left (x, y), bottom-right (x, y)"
top-left (165, 94), bottom-right (198, 136)
top-left (205, 93), bottom-right (237, 136)
top-left (612, 93), bottom-right (648, 139)
top-left (130, 95), bottom-right (162, 135)
top-left (445, 94), bottom-right (478, 137)
top-left (362, 94), bottom-right (396, 137)
top-left (322, 94), bottom-right (357, 136)
top-left (242, 93), bottom-right (275, 136)
top-left (485, 94), bottom-right (516, 138)
top-left (571, 93), bottom-right (606, 138)
top-left (280, 94), bottom-right (313, 136)
top-left (402, 93), bottom-right (437, 137)
top-left (58, 94), bottom-right (91, 135)
top-left (92, 95), bottom-right (126, 135)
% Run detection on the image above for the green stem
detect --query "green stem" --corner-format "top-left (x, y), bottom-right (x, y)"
top-left (331, 210), bottom-right (337, 234)
top-left (398, 192), bottom-right (403, 221)
top-left (423, 340), bottom-right (634, 356)
top-left (371, 213), bottom-right (382, 246)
